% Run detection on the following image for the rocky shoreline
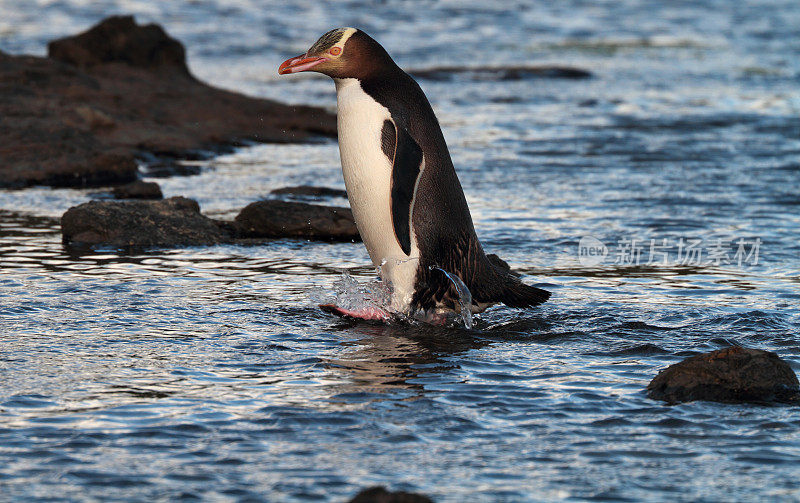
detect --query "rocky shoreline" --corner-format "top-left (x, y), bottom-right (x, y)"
top-left (0, 15), bottom-right (335, 189)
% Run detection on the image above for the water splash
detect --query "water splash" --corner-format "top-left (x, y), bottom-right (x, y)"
top-left (311, 266), bottom-right (474, 328)
top-left (429, 266), bottom-right (474, 329)
top-left (310, 270), bottom-right (393, 314)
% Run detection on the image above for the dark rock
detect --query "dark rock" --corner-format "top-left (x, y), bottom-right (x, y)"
top-left (61, 197), bottom-right (362, 248)
top-left (234, 200), bottom-right (360, 241)
top-left (140, 161), bottom-right (202, 178)
top-left (0, 16), bottom-right (336, 189)
top-left (348, 487), bottom-right (434, 503)
top-left (112, 180), bottom-right (163, 199)
top-left (409, 64), bottom-right (592, 82)
top-left (271, 186), bottom-right (348, 198)
top-left (647, 346), bottom-right (800, 404)
top-left (61, 197), bottom-right (229, 247)
top-left (48, 15), bottom-right (190, 74)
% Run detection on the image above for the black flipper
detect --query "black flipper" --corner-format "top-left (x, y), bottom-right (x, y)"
top-left (381, 119), bottom-right (423, 255)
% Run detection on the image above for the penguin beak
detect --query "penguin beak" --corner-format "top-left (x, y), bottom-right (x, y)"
top-left (278, 54), bottom-right (328, 74)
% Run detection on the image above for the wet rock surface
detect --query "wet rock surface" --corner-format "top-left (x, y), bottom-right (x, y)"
top-left (61, 197), bottom-right (229, 248)
top-left (348, 487), bottom-right (434, 503)
top-left (647, 346), bottom-right (800, 404)
top-left (112, 180), bottom-right (163, 200)
top-left (60, 197), bottom-right (360, 248)
top-left (235, 200), bottom-right (360, 241)
top-left (0, 15), bottom-right (335, 189)
top-left (409, 64), bottom-right (592, 82)
top-left (270, 185), bottom-right (348, 199)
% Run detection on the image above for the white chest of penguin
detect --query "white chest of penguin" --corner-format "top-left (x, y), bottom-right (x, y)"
top-left (334, 77), bottom-right (420, 310)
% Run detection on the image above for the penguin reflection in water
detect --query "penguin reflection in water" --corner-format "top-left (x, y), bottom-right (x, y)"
top-left (279, 28), bottom-right (550, 322)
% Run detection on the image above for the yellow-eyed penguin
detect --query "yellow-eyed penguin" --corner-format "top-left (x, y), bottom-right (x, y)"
top-left (279, 28), bottom-right (550, 321)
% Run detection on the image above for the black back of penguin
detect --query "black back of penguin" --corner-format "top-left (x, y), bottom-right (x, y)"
top-left (347, 31), bottom-right (550, 311)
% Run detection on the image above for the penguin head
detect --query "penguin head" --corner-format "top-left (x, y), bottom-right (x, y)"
top-left (279, 28), bottom-right (395, 79)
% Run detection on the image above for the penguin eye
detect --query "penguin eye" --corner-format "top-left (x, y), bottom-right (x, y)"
top-left (329, 47), bottom-right (342, 56)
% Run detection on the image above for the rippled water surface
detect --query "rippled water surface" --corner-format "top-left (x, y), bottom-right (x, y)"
top-left (1, 1), bottom-right (800, 501)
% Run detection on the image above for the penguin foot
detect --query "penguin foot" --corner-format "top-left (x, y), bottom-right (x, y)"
top-left (319, 304), bottom-right (392, 321)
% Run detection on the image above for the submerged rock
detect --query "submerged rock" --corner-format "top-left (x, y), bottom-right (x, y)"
top-left (348, 487), bottom-right (434, 503)
top-left (61, 197), bottom-right (360, 248)
top-left (0, 15), bottom-right (335, 189)
top-left (409, 64), bottom-right (592, 82)
top-left (270, 186), bottom-right (348, 198)
top-left (61, 197), bottom-right (228, 247)
top-left (235, 200), bottom-right (360, 241)
top-left (112, 180), bottom-right (163, 199)
top-left (647, 346), bottom-right (800, 404)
